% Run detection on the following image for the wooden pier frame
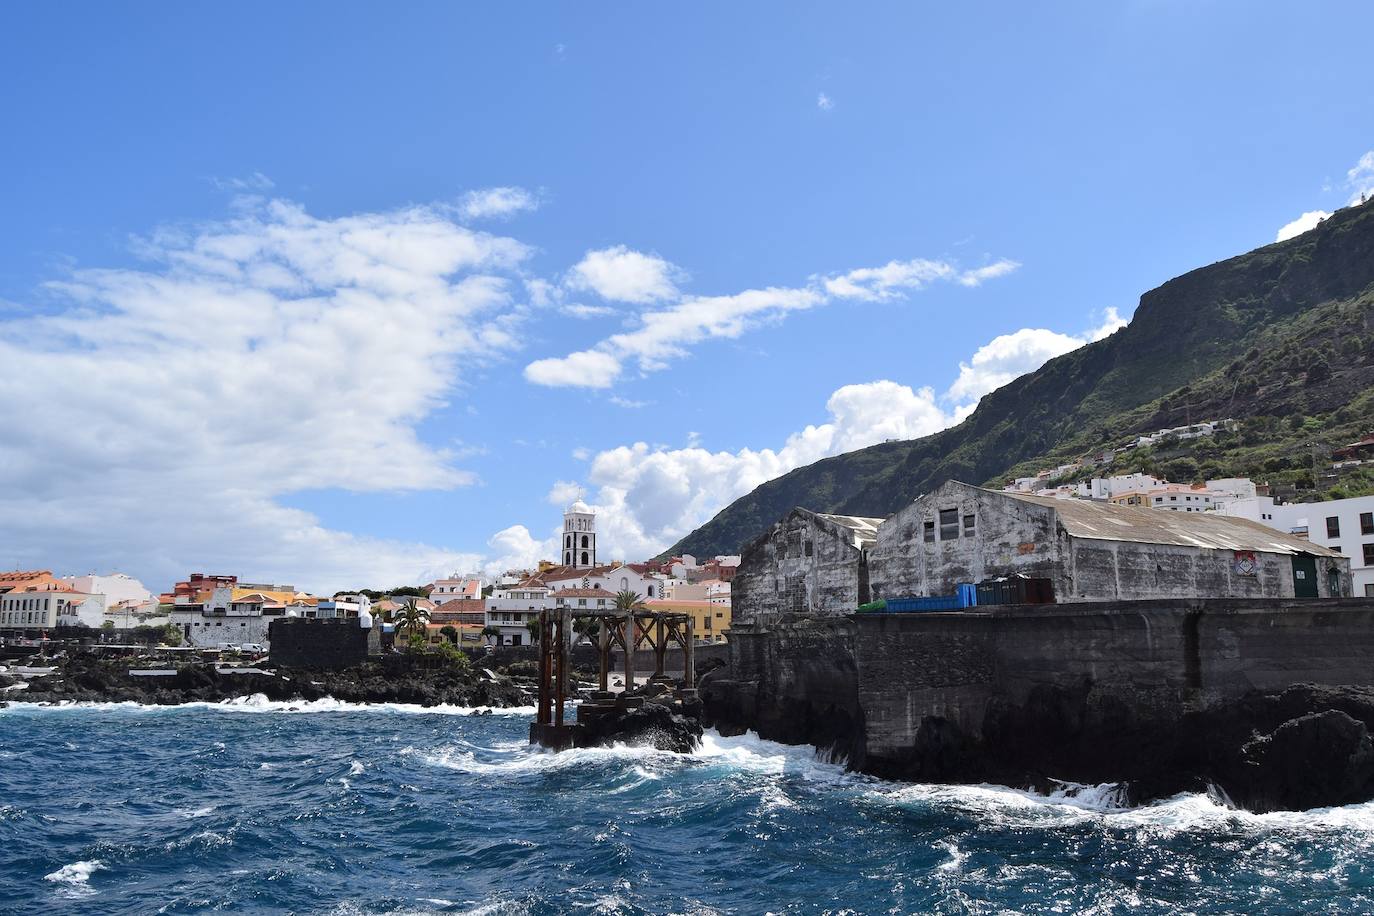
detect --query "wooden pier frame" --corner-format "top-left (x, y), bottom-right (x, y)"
top-left (529, 607), bottom-right (698, 749)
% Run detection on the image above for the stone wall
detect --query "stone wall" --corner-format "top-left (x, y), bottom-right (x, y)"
top-left (733, 509), bottom-right (869, 625)
top-left (268, 618), bottom-right (374, 669)
top-left (703, 598), bottom-right (1374, 806)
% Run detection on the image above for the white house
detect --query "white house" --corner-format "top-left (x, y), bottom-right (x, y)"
top-left (484, 581), bottom-right (553, 646)
top-left (430, 576), bottom-right (483, 601)
top-left (543, 563), bottom-right (662, 600)
top-left (1, 590), bottom-right (105, 629)
top-left (169, 587), bottom-right (282, 648)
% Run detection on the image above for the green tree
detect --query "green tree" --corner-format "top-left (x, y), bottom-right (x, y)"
top-left (160, 623), bottom-right (183, 647)
top-left (481, 624), bottom-right (501, 645)
top-left (613, 590), bottom-right (647, 613)
top-left (439, 624), bottom-right (458, 644)
top-left (394, 598), bottom-right (431, 647)
top-left (525, 618), bottom-right (540, 644)
top-left (101, 620), bottom-right (115, 630)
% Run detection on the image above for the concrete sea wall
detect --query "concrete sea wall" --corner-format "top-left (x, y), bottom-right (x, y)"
top-left (703, 598), bottom-right (1374, 809)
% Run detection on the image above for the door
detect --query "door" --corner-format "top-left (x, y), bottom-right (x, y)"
top-left (1292, 554), bottom-right (1319, 598)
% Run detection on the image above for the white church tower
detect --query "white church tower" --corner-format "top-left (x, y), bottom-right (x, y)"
top-left (563, 500), bottom-right (597, 568)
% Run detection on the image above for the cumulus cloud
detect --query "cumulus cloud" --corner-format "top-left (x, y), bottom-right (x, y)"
top-left (546, 480), bottom-right (586, 506)
top-left (1276, 210), bottom-right (1331, 242)
top-left (1275, 150), bottom-right (1374, 241)
top-left (566, 245), bottom-right (682, 304)
top-left (0, 197), bottom-right (530, 592)
top-left (527, 256), bottom-right (1018, 389)
top-left (525, 348), bottom-right (622, 388)
top-left (945, 308), bottom-right (1128, 405)
top-left (459, 186), bottom-right (539, 220)
top-left (1347, 151), bottom-right (1374, 204)
top-left (543, 308), bottom-right (1131, 561)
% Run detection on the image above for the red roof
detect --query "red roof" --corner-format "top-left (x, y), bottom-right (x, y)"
top-left (554, 587), bottom-right (617, 599)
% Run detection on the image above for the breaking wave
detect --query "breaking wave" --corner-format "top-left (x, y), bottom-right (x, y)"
top-left (6, 706), bottom-right (1374, 913)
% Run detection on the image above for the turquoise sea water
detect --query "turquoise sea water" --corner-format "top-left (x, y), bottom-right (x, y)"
top-left (2, 698), bottom-right (1373, 915)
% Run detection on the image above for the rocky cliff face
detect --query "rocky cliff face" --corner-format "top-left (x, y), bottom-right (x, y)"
top-left (702, 601), bottom-right (1374, 812)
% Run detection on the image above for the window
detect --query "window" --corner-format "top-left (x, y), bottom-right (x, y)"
top-left (804, 540), bottom-right (813, 557)
top-left (1366, 584), bottom-right (1374, 598)
top-left (1364, 544), bottom-right (1374, 566)
top-left (963, 514), bottom-right (976, 537)
top-left (1327, 516), bottom-right (1341, 538)
top-left (1363, 513), bottom-right (1374, 536)
top-left (923, 521), bottom-right (935, 543)
top-left (938, 509), bottom-right (959, 540)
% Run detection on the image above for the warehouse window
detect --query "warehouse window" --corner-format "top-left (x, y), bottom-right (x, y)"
top-left (1327, 516), bottom-right (1341, 538)
top-left (1363, 513), bottom-right (1374, 536)
top-left (1365, 544), bottom-right (1374, 566)
top-left (923, 521), bottom-right (935, 543)
top-left (963, 514), bottom-right (976, 536)
top-left (939, 509), bottom-right (959, 540)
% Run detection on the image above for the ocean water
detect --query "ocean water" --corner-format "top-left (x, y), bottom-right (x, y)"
top-left (2, 700), bottom-right (1373, 915)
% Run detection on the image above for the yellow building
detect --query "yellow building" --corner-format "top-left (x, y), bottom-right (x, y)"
top-left (643, 598), bottom-right (729, 644)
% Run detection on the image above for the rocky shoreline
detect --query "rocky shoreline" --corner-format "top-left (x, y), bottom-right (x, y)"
top-left (700, 667), bottom-right (1374, 813)
top-left (2, 653), bottom-right (531, 709)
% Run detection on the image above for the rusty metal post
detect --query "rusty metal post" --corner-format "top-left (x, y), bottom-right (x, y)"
top-left (554, 608), bottom-right (568, 727)
top-left (536, 609), bottom-right (550, 725)
top-left (623, 612), bottom-right (635, 692)
top-left (597, 617), bottom-right (610, 692)
top-left (653, 617), bottom-right (666, 678)
top-left (684, 615), bottom-right (696, 688)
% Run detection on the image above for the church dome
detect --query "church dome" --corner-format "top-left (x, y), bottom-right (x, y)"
top-left (567, 499), bottom-right (593, 515)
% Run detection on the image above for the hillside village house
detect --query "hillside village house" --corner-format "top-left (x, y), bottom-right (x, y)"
top-left (167, 573), bottom-right (308, 648)
top-left (1, 588), bottom-right (105, 629)
top-left (731, 510), bottom-right (882, 624)
top-left (485, 581), bottom-right (551, 646)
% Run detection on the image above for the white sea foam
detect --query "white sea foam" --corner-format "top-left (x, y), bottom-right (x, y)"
top-left (44, 859), bottom-right (104, 896)
top-left (348, 759), bottom-right (366, 776)
top-left (0, 696), bottom-right (536, 716)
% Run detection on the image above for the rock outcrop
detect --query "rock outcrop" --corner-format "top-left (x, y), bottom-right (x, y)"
top-left (10, 654), bottom-right (529, 709)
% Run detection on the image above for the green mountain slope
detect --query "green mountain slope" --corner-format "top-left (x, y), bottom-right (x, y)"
top-left (667, 198), bottom-right (1374, 558)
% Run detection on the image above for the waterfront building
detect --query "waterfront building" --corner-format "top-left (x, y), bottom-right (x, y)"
top-left (867, 481), bottom-right (1348, 605)
top-left (429, 575), bottom-right (483, 601)
top-left (1, 588), bottom-right (104, 629)
top-left (731, 510), bottom-right (882, 624)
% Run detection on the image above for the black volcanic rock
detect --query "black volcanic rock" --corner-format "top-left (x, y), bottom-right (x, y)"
top-left (12, 653), bottom-right (529, 709)
top-left (580, 701), bottom-right (703, 754)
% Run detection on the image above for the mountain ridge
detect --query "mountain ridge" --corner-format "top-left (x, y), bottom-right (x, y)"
top-left (665, 199), bottom-right (1374, 558)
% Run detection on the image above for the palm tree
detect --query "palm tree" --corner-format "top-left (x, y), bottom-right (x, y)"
top-left (394, 598), bottom-right (430, 647)
top-left (481, 624), bottom-right (501, 645)
top-left (613, 590), bottom-right (647, 613)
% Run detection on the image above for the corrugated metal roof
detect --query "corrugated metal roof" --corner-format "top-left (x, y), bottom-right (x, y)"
top-left (817, 514), bottom-right (884, 549)
top-left (998, 488), bottom-right (1343, 557)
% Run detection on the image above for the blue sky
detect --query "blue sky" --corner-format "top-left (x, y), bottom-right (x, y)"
top-left (2, 2), bottom-right (1372, 593)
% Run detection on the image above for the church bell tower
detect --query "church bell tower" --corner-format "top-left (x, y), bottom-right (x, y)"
top-left (563, 500), bottom-right (597, 568)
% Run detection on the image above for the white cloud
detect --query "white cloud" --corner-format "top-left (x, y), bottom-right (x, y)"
top-left (572, 447), bottom-right (592, 461)
top-left (817, 93), bottom-right (834, 111)
top-left (609, 395), bottom-right (650, 409)
top-left (560, 303), bottom-right (617, 320)
top-left (546, 307), bottom-right (1131, 560)
top-left (527, 255), bottom-right (1018, 389)
top-left (1347, 151), bottom-right (1374, 204)
top-left (524, 348), bottom-right (622, 388)
top-left (459, 186), bottom-right (539, 220)
top-left (945, 308), bottom-right (1127, 405)
top-left (0, 197), bottom-right (531, 593)
top-left (546, 480), bottom-right (585, 506)
top-left (957, 259), bottom-right (1022, 287)
top-left (1276, 210), bottom-right (1331, 242)
top-left (566, 245), bottom-right (683, 304)
top-left (1276, 150), bottom-right (1374, 240)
